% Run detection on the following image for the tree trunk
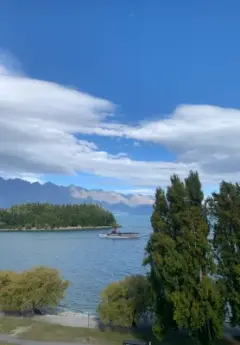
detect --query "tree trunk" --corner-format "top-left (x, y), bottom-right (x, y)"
top-left (132, 320), bottom-right (137, 328)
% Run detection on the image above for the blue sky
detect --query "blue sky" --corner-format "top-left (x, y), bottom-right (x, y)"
top-left (0, 0), bottom-right (240, 195)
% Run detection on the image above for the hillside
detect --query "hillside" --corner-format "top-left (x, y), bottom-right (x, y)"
top-left (0, 177), bottom-right (153, 214)
top-left (0, 203), bottom-right (115, 230)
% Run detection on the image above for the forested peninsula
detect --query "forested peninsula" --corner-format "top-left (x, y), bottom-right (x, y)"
top-left (0, 203), bottom-right (116, 230)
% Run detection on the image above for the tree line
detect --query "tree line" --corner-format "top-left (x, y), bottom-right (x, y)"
top-left (98, 171), bottom-right (240, 345)
top-left (0, 202), bottom-right (116, 229)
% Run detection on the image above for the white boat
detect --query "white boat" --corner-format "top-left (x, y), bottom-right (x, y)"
top-left (99, 232), bottom-right (139, 239)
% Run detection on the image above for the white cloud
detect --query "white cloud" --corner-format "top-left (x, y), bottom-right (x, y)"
top-left (0, 50), bottom-right (22, 76)
top-left (82, 105), bottom-right (240, 185)
top-left (0, 54), bottom-right (240, 189)
top-left (0, 171), bottom-right (44, 184)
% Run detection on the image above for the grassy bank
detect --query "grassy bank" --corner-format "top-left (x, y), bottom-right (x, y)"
top-left (0, 317), bottom-right (239, 345)
top-left (0, 317), bottom-right (154, 344)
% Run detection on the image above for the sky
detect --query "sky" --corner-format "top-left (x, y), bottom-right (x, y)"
top-left (0, 0), bottom-right (240, 195)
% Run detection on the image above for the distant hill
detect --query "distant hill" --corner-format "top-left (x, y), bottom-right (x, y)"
top-left (0, 203), bottom-right (115, 230)
top-left (0, 177), bottom-right (154, 215)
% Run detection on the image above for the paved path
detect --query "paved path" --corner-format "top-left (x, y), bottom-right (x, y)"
top-left (224, 324), bottom-right (240, 343)
top-left (0, 333), bottom-right (89, 345)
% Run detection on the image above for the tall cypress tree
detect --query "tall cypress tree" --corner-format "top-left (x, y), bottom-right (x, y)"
top-left (145, 171), bottom-right (224, 344)
top-left (167, 174), bottom-right (186, 239)
top-left (210, 181), bottom-right (240, 326)
top-left (145, 188), bottom-right (177, 339)
top-left (174, 171), bottom-right (223, 344)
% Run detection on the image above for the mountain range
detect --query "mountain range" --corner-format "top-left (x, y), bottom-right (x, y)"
top-left (0, 177), bottom-right (154, 214)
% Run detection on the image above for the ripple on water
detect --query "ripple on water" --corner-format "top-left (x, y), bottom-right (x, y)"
top-left (0, 214), bottom-right (151, 312)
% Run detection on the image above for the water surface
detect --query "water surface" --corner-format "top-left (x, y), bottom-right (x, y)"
top-left (0, 214), bottom-right (151, 313)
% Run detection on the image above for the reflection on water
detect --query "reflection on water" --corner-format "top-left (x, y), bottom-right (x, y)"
top-left (0, 214), bottom-right (151, 313)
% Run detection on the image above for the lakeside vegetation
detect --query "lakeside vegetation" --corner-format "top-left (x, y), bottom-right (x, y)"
top-left (0, 267), bottom-right (69, 314)
top-left (0, 203), bottom-right (115, 230)
top-left (98, 171), bottom-right (240, 345)
top-left (98, 275), bottom-right (152, 328)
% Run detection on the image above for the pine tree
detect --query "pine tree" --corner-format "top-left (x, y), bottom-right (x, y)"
top-left (210, 181), bottom-right (240, 326)
top-left (145, 171), bottom-right (224, 344)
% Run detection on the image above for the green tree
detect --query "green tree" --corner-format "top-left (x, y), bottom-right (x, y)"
top-left (0, 266), bottom-right (69, 314)
top-left (0, 203), bottom-right (116, 230)
top-left (21, 267), bottom-right (69, 313)
top-left (209, 181), bottom-right (240, 326)
top-left (0, 271), bottom-right (22, 312)
top-left (98, 275), bottom-right (151, 327)
top-left (145, 171), bottom-right (224, 344)
top-left (144, 187), bottom-right (179, 339)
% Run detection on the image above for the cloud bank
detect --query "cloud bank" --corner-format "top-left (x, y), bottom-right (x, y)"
top-left (0, 58), bottom-right (239, 189)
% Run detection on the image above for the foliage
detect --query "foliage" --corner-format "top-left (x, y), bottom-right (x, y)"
top-left (97, 275), bottom-right (152, 327)
top-left (0, 266), bottom-right (69, 313)
top-left (0, 202), bottom-right (115, 229)
top-left (208, 181), bottom-right (240, 326)
top-left (145, 171), bottom-right (224, 344)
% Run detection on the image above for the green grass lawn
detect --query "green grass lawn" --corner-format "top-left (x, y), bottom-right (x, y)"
top-left (0, 317), bottom-right (239, 345)
top-left (0, 316), bottom-right (35, 333)
top-left (0, 317), bottom-right (156, 345)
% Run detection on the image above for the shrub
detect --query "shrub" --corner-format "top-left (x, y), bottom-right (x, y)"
top-left (0, 266), bottom-right (69, 314)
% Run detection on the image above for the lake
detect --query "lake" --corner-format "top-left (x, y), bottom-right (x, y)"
top-left (0, 214), bottom-right (151, 314)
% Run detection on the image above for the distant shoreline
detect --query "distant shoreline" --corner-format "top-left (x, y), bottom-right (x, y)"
top-left (0, 225), bottom-right (112, 232)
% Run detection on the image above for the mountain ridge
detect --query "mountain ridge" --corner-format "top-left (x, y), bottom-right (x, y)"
top-left (0, 177), bottom-right (154, 214)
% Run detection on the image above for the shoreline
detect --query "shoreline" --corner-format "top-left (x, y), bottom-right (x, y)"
top-left (0, 225), bottom-right (112, 232)
top-left (0, 310), bottom-right (99, 329)
top-left (33, 310), bottom-right (99, 328)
